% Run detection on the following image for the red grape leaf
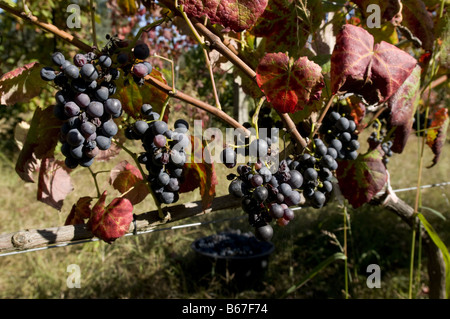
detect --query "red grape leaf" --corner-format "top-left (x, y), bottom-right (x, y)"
top-left (256, 53), bottom-right (324, 114)
top-left (15, 106), bottom-right (62, 182)
top-left (65, 196), bottom-right (94, 226)
top-left (109, 160), bottom-right (149, 205)
top-left (251, 0), bottom-right (323, 58)
top-left (88, 191), bottom-right (134, 244)
top-left (387, 65), bottom-right (421, 153)
top-left (0, 62), bottom-right (47, 106)
top-left (402, 0), bottom-right (435, 50)
top-left (336, 149), bottom-right (388, 208)
top-left (37, 157), bottom-right (74, 211)
top-left (331, 24), bottom-right (417, 105)
top-left (178, 134), bottom-right (218, 210)
top-left (116, 68), bottom-right (168, 120)
top-left (426, 108), bottom-right (449, 168)
top-left (179, 0), bottom-right (268, 32)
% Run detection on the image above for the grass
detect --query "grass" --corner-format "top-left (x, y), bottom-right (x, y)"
top-left (0, 134), bottom-right (449, 299)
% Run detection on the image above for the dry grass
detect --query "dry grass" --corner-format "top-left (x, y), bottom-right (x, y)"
top-left (0, 132), bottom-right (449, 299)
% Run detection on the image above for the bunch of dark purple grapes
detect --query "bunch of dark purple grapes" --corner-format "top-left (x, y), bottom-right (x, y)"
top-left (125, 104), bottom-right (190, 205)
top-left (40, 50), bottom-right (122, 168)
top-left (288, 137), bottom-right (337, 210)
top-left (225, 142), bottom-right (304, 241)
top-left (319, 110), bottom-right (360, 161)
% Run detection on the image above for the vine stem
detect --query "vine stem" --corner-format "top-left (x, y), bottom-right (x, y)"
top-left (117, 141), bottom-right (166, 220)
top-left (312, 93), bottom-right (337, 139)
top-left (88, 167), bottom-right (101, 198)
top-left (89, 0), bottom-right (97, 48)
top-left (252, 97), bottom-right (266, 139)
top-left (177, 5), bottom-right (222, 110)
top-left (159, 97), bottom-right (170, 121)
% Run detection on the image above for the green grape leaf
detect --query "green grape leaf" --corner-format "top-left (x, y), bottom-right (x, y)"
top-left (116, 68), bottom-right (168, 120)
top-left (15, 105), bottom-right (62, 183)
top-left (251, 0), bottom-right (323, 58)
top-left (387, 65), bottom-right (421, 154)
top-left (65, 196), bottom-right (93, 226)
top-left (336, 149), bottom-right (388, 208)
top-left (179, 0), bottom-right (268, 32)
top-left (331, 24), bottom-right (417, 105)
top-left (37, 157), bottom-right (74, 211)
top-left (109, 160), bottom-right (149, 205)
top-left (0, 61), bottom-right (47, 106)
top-left (426, 108), bottom-right (449, 168)
top-left (88, 191), bottom-right (134, 244)
top-left (178, 134), bottom-right (218, 210)
top-left (256, 52), bottom-right (324, 114)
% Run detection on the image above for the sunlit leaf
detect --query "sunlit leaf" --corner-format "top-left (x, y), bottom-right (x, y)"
top-left (65, 196), bottom-right (93, 225)
top-left (331, 24), bottom-right (417, 105)
top-left (88, 191), bottom-right (134, 244)
top-left (109, 160), bottom-right (149, 205)
top-left (388, 65), bottom-right (421, 153)
top-left (0, 62), bottom-right (47, 106)
top-left (180, 0), bottom-right (268, 32)
top-left (256, 52), bottom-right (324, 114)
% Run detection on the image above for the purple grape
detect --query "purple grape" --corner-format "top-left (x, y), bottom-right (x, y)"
top-left (133, 63), bottom-right (149, 78)
top-left (166, 178), bottom-right (180, 192)
top-left (80, 63), bottom-right (98, 81)
top-left (101, 119), bottom-right (118, 137)
top-left (96, 135), bottom-right (111, 150)
top-left (74, 93), bottom-right (90, 108)
top-left (40, 67), bottom-right (56, 81)
top-left (153, 134), bottom-right (167, 148)
top-left (133, 43), bottom-right (150, 60)
top-left (73, 53), bottom-right (87, 67)
top-left (66, 128), bottom-right (84, 146)
top-left (64, 64), bottom-right (80, 79)
top-left (52, 52), bottom-right (66, 66)
top-left (98, 55), bottom-right (112, 68)
top-left (104, 98), bottom-right (122, 116)
top-left (86, 101), bottom-right (104, 118)
top-left (94, 86), bottom-right (109, 102)
top-left (64, 101), bottom-right (80, 117)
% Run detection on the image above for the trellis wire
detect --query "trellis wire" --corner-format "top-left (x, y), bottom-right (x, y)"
top-left (0, 181), bottom-right (449, 258)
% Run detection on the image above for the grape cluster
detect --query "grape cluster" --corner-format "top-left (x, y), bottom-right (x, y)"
top-left (41, 51), bottom-right (122, 168)
top-left (289, 138), bottom-right (337, 209)
top-left (125, 104), bottom-right (190, 204)
top-left (319, 110), bottom-right (360, 161)
top-left (367, 121), bottom-right (393, 164)
top-left (227, 157), bottom-right (303, 242)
